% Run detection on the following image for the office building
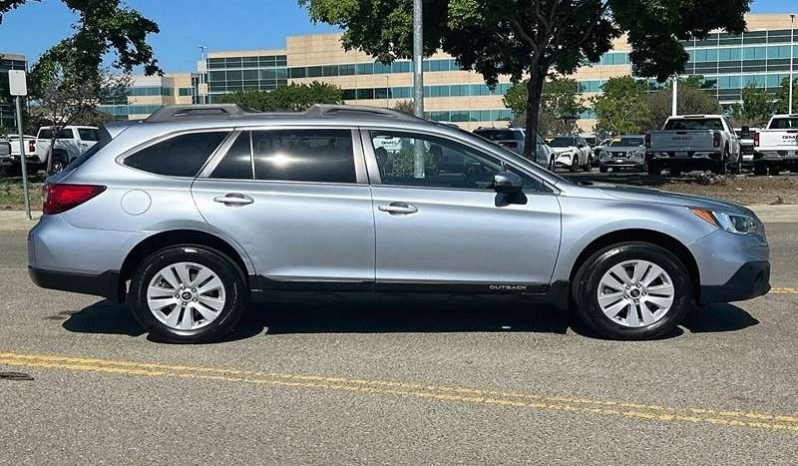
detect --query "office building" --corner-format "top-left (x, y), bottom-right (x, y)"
top-left (0, 52), bottom-right (27, 130)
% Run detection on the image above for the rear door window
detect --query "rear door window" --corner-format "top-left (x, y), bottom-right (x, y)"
top-left (251, 129), bottom-right (356, 183)
top-left (78, 128), bottom-right (100, 141)
top-left (770, 117), bottom-right (798, 129)
top-left (124, 131), bottom-right (228, 177)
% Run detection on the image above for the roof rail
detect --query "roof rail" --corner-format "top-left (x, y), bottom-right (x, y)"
top-left (145, 104), bottom-right (248, 123)
top-left (306, 104), bottom-right (423, 122)
top-left (142, 103), bottom-right (427, 123)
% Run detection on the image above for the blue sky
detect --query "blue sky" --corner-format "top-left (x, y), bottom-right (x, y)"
top-left (0, 0), bottom-right (793, 73)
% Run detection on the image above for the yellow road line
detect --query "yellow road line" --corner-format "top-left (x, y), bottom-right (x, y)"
top-left (770, 287), bottom-right (798, 294)
top-left (1, 352), bottom-right (797, 432)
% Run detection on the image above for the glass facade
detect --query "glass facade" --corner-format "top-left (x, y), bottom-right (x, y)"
top-left (426, 109), bottom-right (513, 123)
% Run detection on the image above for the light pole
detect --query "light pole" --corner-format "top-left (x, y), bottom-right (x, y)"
top-left (198, 45), bottom-right (207, 105)
top-left (789, 14), bottom-right (795, 114)
top-left (386, 75), bottom-right (390, 108)
top-left (672, 75), bottom-right (679, 116)
top-left (412, 0), bottom-right (424, 118)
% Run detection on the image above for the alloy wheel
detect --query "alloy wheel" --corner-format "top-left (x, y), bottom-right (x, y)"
top-left (596, 259), bottom-right (675, 328)
top-left (146, 262), bottom-right (227, 330)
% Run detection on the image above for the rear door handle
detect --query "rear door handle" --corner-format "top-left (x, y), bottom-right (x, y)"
top-left (213, 193), bottom-right (254, 206)
top-left (378, 202), bottom-right (418, 215)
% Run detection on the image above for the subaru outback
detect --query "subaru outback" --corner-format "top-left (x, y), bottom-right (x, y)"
top-left (28, 105), bottom-right (771, 342)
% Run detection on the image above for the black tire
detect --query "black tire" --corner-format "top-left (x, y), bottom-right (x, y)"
top-left (769, 164), bottom-right (781, 176)
top-left (647, 162), bottom-right (660, 176)
top-left (569, 161), bottom-right (578, 173)
top-left (571, 242), bottom-right (692, 340)
top-left (129, 245), bottom-right (247, 343)
top-left (599, 165), bottom-right (608, 173)
top-left (670, 166), bottom-right (682, 177)
top-left (753, 162), bottom-right (767, 176)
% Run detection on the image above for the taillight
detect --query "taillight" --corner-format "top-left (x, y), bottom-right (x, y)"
top-left (645, 134), bottom-right (651, 148)
top-left (42, 184), bottom-right (106, 215)
top-left (713, 132), bottom-right (721, 148)
top-left (28, 140), bottom-right (35, 153)
top-left (754, 131), bottom-right (760, 147)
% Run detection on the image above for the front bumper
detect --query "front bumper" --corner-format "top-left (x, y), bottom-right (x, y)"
top-left (29, 266), bottom-right (123, 302)
top-left (699, 261), bottom-right (770, 304)
top-left (600, 158), bottom-right (644, 168)
top-left (554, 154), bottom-right (576, 167)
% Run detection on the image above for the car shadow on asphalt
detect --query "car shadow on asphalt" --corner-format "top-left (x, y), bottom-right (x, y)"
top-left (58, 296), bottom-right (759, 343)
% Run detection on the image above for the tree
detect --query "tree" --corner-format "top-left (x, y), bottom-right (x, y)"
top-left (730, 83), bottom-right (775, 127)
top-left (300, 0), bottom-right (749, 158)
top-left (503, 78), bottom-right (585, 137)
top-left (592, 76), bottom-right (650, 135)
top-left (29, 47), bottom-right (132, 171)
top-left (774, 77), bottom-right (798, 115)
top-left (393, 100), bottom-right (415, 114)
top-left (1, 0), bottom-right (161, 81)
top-left (220, 82), bottom-right (343, 111)
top-left (643, 77), bottom-right (722, 130)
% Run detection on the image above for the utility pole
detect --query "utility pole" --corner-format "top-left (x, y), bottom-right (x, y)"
top-left (198, 45), bottom-right (208, 105)
top-left (672, 76), bottom-right (679, 117)
top-left (412, 0), bottom-right (425, 178)
top-left (789, 14), bottom-right (795, 114)
top-left (412, 0), bottom-right (424, 118)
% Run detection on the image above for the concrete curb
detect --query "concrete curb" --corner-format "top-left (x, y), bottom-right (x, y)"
top-left (1, 205), bottom-right (798, 232)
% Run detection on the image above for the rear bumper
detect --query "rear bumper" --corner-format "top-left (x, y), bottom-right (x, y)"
top-left (699, 261), bottom-right (770, 304)
top-left (28, 266), bottom-right (122, 302)
top-left (754, 150), bottom-right (798, 161)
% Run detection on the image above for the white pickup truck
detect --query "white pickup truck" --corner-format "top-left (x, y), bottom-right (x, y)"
top-left (645, 115), bottom-right (741, 176)
top-left (753, 114), bottom-right (798, 176)
top-left (35, 125), bottom-right (100, 173)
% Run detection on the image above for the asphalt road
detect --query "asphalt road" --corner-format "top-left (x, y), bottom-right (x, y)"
top-left (2, 224), bottom-right (798, 465)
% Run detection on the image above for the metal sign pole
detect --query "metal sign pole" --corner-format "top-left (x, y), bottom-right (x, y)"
top-left (15, 95), bottom-right (31, 219)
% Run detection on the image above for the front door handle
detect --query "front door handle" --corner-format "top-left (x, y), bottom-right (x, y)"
top-left (378, 202), bottom-right (418, 215)
top-left (213, 193), bottom-right (254, 206)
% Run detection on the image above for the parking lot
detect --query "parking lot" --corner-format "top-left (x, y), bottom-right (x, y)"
top-left (2, 214), bottom-right (798, 464)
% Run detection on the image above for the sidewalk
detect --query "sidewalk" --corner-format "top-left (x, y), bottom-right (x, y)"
top-left (2, 205), bottom-right (798, 232)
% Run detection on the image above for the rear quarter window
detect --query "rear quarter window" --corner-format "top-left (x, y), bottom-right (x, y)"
top-left (124, 131), bottom-right (228, 177)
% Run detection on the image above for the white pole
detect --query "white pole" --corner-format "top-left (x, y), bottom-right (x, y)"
top-left (672, 76), bottom-right (679, 116)
top-left (789, 14), bottom-right (795, 114)
top-left (412, 0), bottom-right (424, 118)
top-left (15, 96), bottom-right (31, 220)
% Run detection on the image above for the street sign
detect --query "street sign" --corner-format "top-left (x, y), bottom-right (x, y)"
top-left (8, 70), bottom-right (27, 96)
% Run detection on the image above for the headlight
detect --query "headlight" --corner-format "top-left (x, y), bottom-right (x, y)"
top-left (630, 150), bottom-right (644, 159)
top-left (599, 150), bottom-right (609, 159)
top-left (690, 208), bottom-right (763, 235)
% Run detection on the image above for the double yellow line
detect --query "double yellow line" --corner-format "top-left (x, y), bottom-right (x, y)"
top-left (1, 351), bottom-right (797, 432)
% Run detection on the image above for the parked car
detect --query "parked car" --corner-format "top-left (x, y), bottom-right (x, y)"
top-left (472, 127), bottom-right (553, 168)
top-left (28, 104), bottom-right (771, 343)
top-left (734, 127), bottom-right (758, 168)
top-left (753, 115), bottom-right (798, 176)
top-left (549, 135), bottom-right (592, 172)
top-left (0, 139), bottom-right (10, 171)
top-left (35, 126), bottom-right (100, 174)
top-left (645, 115), bottom-right (741, 176)
top-left (592, 138), bottom-right (612, 166)
top-left (598, 136), bottom-right (646, 173)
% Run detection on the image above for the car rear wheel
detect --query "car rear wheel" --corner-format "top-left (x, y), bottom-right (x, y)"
top-left (572, 243), bottom-right (691, 340)
top-left (129, 245), bottom-right (247, 343)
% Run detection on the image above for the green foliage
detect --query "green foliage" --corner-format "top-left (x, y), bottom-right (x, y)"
top-left (592, 76), bottom-right (651, 135)
top-left (730, 83), bottom-right (775, 127)
top-left (393, 99), bottom-right (415, 114)
top-left (643, 76), bottom-right (722, 130)
top-left (381, 142), bottom-right (439, 179)
top-left (774, 77), bottom-right (798, 115)
top-left (220, 82), bottom-right (344, 111)
top-left (1, 0), bottom-right (161, 82)
top-left (503, 78), bottom-right (585, 137)
top-left (300, 0), bottom-right (749, 156)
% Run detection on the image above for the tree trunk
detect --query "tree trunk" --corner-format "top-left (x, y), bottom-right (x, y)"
top-left (523, 69), bottom-right (547, 160)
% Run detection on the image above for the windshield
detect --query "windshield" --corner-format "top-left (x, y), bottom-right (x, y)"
top-left (770, 117), bottom-right (798, 129)
top-left (550, 137), bottom-right (576, 147)
top-left (664, 118), bottom-right (723, 131)
top-left (612, 137), bottom-right (644, 147)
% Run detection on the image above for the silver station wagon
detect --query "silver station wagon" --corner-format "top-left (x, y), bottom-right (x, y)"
top-left (28, 105), bottom-right (770, 342)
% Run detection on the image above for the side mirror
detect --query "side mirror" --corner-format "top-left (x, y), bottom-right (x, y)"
top-left (493, 171), bottom-right (523, 193)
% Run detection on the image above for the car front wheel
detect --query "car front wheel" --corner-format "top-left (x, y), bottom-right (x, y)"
top-left (129, 245), bottom-right (247, 343)
top-left (572, 242), bottom-right (691, 340)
